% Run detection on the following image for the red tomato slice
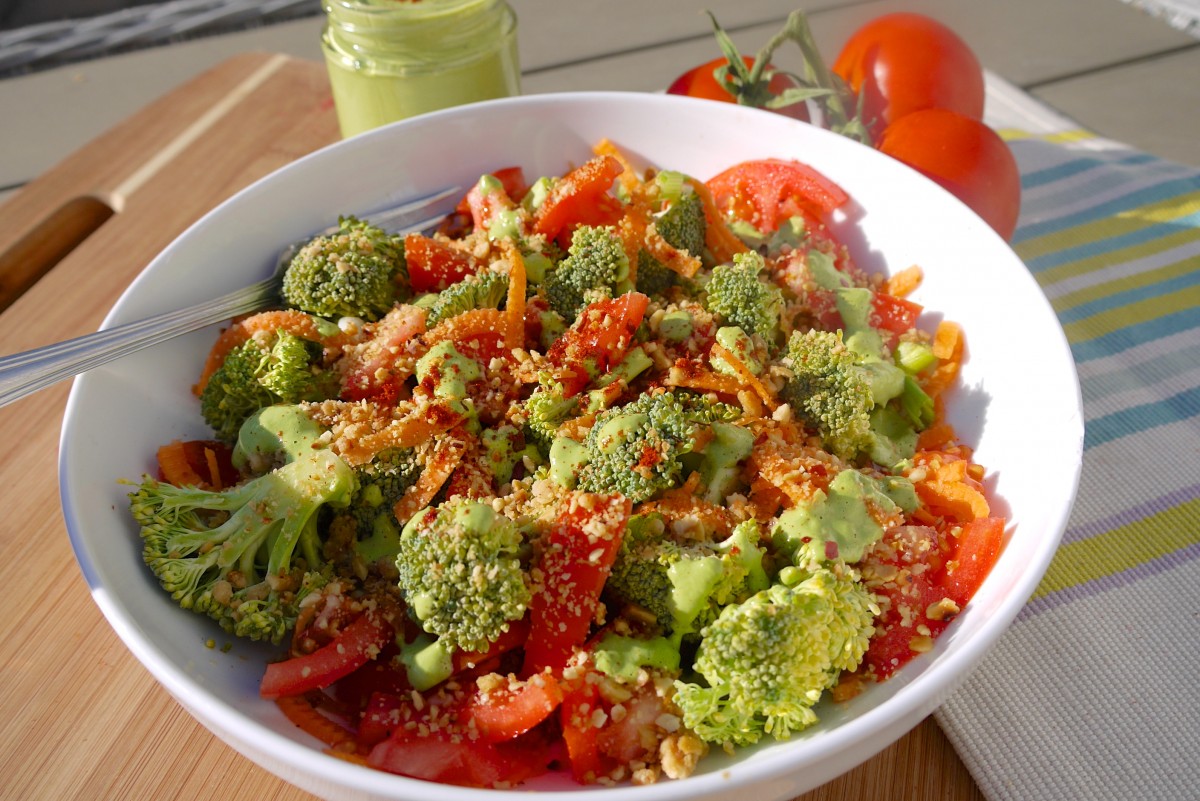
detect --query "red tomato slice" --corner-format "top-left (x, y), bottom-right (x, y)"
top-left (706, 158), bottom-right (850, 232)
top-left (369, 734), bottom-right (513, 787)
top-left (403, 233), bottom-right (482, 293)
top-left (260, 611), bottom-right (393, 699)
top-left (546, 291), bottom-right (649, 398)
top-left (522, 493), bottom-right (632, 676)
top-left (357, 691), bottom-right (411, 749)
top-left (860, 524), bottom-right (955, 679)
top-left (939, 516), bottom-right (1005, 606)
top-left (833, 12), bottom-right (985, 139)
top-left (533, 155), bottom-right (624, 242)
top-left (559, 680), bottom-right (611, 783)
top-left (877, 108), bottom-right (1021, 241)
top-left (810, 287), bottom-right (923, 346)
top-left (466, 673), bottom-right (564, 743)
top-left (461, 166), bottom-right (527, 233)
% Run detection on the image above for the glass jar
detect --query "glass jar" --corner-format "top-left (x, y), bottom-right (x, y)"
top-left (321, 0), bottom-right (520, 139)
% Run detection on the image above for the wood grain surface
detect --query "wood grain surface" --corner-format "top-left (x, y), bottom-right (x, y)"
top-left (0, 53), bottom-right (983, 801)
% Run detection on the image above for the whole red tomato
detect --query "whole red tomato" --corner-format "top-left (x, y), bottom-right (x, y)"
top-left (667, 55), bottom-right (809, 120)
top-left (877, 108), bottom-right (1021, 240)
top-left (833, 12), bottom-right (984, 139)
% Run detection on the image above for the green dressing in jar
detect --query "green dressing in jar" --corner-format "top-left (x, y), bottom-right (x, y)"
top-left (322, 0), bottom-right (520, 138)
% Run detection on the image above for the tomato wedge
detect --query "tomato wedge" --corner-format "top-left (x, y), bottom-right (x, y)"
top-left (369, 734), bottom-right (515, 787)
top-left (522, 493), bottom-right (631, 676)
top-left (546, 292), bottom-right (649, 398)
top-left (533, 155), bottom-right (624, 242)
top-left (466, 673), bottom-right (564, 743)
top-left (810, 287), bottom-right (923, 345)
top-left (559, 680), bottom-right (611, 783)
top-left (939, 516), bottom-right (1005, 606)
top-left (706, 158), bottom-right (850, 232)
top-left (403, 233), bottom-right (482, 293)
top-left (260, 611), bottom-right (393, 699)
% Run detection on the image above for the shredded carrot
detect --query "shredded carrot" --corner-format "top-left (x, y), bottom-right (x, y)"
top-left (343, 402), bottom-right (465, 466)
top-left (503, 243), bottom-right (526, 352)
top-left (686, 178), bottom-right (748, 263)
top-left (557, 413), bottom-right (596, 441)
top-left (156, 440), bottom-right (205, 487)
top-left (644, 220), bottom-right (702, 278)
top-left (275, 695), bottom-right (359, 752)
top-left (710, 342), bottom-right (779, 412)
top-left (195, 310), bottom-right (347, 395)
top-left (641, 472), bottom-right (735, 539)
top-left (203, 446), bottom-right (224, 491)
top-left (664, 361), bottom-right (742, 398)
top-left (911, 453), bottom-right (990, 523)
top-left (423, 307), bottom-right (506, 347)
top-left (617, 206), bottom-right (648, 286)
top-left (932, 320), bottom-right (963, 360)
top-left (921, 320), bottom-right (965, 399)
top-left (593, 138), bottom-right (646, 199)
top-left (886, 265), bottom-right (923, 298)
top-left (393, 434), bottom-right (465, 522)
top-left (916, 420), bottom-right (957, 451)
top-left (325, 749), bottom-right (370, 766)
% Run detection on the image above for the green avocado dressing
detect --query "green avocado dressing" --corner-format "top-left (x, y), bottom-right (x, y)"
top-left (322, 0), bottom-right (520, 138)
top-left (774, 469), bottom-right (906, 563)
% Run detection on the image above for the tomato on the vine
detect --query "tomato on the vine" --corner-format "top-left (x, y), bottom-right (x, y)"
top-left (667, 55), bottom-right (808, 120)
top-left (832, 12), bottom-right (985, 139)
top-left (876, 108), bottom-right (1021, 240)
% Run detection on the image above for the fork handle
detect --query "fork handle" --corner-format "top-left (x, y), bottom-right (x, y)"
top-left (0, 276), bottom-right (278, 408)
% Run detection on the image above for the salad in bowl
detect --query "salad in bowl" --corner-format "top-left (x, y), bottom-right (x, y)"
top-left (60, 92), bottom-right (1082, 801)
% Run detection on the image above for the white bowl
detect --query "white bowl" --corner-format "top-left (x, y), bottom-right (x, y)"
top-left (59, 91), bottom-right (1083, 801)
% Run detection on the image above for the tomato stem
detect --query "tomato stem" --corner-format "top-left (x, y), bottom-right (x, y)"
top-left (703, 10), bottom-right (874, 147)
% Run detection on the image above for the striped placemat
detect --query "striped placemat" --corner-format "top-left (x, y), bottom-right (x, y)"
top-left (936, 75), bottom-right (1200, 801)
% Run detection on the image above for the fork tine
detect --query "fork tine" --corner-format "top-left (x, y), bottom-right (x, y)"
top-left (364, 185), bottom-right (461, 232)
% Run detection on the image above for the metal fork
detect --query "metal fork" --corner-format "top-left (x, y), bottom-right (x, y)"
top-left (0, 185), bottom-right (460, 408)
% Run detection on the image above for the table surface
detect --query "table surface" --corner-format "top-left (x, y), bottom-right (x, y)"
top-left (1, 1), bottom-right (1197, 799)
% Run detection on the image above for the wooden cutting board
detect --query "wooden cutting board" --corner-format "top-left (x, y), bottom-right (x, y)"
top-left (0, 52), bottom-right (981, 801)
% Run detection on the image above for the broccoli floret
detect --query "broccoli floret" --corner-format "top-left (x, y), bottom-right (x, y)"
top-left (637, 191), bottom-right (708, 297)
top-left (673, 567), bottom-right (876, 745)
top-left (656, 189), bottom-right (706, 258)
top-left (544, 225), bottom-right (630, 321)
top-left (200, 329), bottom-right (335, 442)
top-left (781, 328), bottom-right (933, 467)
top-left (348, 447), bottom-right (422, 565)
top-left (703, 250), bottom-right (784, 342)
top-left (606, 514), bottom-right (767, 637)
top-left (418, 270), bottom-right (508, 328)
top-left (779, 329), bottom-right (874, 462)
top-left (576, 390), bottom-right (740, 504)
top-left (394, 499), bottom-right (531, 654)
top-left (522, 386), bottom-right (580, 457)
top-left (281, 216), bottom-right (406, 321)
top-left (129, 405), bottom-right (354, 644)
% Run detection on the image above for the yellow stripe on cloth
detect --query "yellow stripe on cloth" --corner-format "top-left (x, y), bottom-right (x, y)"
top-left (1062, 282), bottom-right (1200, 342)
top-left (1016, 190), bottom-right (1200, 263)
top-left (1050, 230), bottom-right (1200, 313)
top-left (1032, 498), bottom-right (1200, 601)
top-left (1041, 224), bottom-right (1200, 295)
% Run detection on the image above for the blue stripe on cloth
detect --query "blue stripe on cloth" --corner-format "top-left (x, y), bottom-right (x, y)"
top-left (1082, 343), bottom-right (1200, 404)
top-left (1056, 267), bottom-right (1200, 325)
top-left (1025, 209), bottom-right (1200, 273)
top-left (1071, 309), bottom-right (1200, 362)
top-left (1084, 383), bottom-right (1200, 449)
top-left (1019, 151), bottom-right (1158, 191)
top-left (1012, 174), bottom-right (1200, 244)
